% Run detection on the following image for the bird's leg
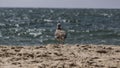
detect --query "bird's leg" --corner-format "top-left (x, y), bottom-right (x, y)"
top-left (62, 41), bottom-right (64, 45)
top-left (56, 39), bottom-right (60, 46)
top-left (59, 40), bottom-right (62, 45)
top-left (62, 40), bottom-right (65, 45)
top-left (59, 40), bottom-right (63, 45)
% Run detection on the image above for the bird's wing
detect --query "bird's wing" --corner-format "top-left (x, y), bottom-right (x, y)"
top-left (55, 30), bottom-right (67, 38)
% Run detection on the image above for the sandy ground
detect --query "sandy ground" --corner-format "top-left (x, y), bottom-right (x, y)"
top-left (0, 44), bottom-right (120, 68)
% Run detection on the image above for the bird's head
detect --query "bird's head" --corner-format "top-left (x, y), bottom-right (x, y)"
top-left (57, 23), bottom-right (62, 30)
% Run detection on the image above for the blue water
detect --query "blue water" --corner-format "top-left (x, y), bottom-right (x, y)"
top-left (0, 8), bottom-right (120, 45)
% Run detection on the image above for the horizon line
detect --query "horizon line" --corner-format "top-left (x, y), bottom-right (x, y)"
top-left (0, 6), bottom-right (120, 9)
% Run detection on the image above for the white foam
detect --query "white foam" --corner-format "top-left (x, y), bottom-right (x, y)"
top-left (28, 10), bottom-right (33, 13)
top-left (29, 32), bottom-right (42, 37)
top-left (68, 30), bottom-right (75, 32)
top-left (15, 24), bottom-right (19, 27)
top-left (43, 19), bottom-right (53, 22)
top-left (0, 23), bottom-right (5, 26)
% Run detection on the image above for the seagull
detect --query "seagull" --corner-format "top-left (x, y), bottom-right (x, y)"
top-left (55, 23), bottom-right (67, 44)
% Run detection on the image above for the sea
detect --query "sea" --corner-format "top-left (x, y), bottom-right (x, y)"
top-left (0, 8), bottom-right (120, 45)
